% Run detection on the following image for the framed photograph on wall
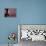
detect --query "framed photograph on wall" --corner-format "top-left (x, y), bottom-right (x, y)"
top-left (4, 8), bottom-right (16, 17)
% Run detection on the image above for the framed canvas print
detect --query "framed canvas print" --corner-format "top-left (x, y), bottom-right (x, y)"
top-left (18, 24), bottom-right (46, 41)
top-left (4, 8), bottom-right (16, 17)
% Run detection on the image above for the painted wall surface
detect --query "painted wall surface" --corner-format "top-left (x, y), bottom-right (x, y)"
top-left (0, 0), bottom-right (46, 44)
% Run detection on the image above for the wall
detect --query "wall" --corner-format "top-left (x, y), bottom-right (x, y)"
top-left (20, 0), bottom-right (46, 24)
top-left (0, 0), bottom-right (46, 44)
